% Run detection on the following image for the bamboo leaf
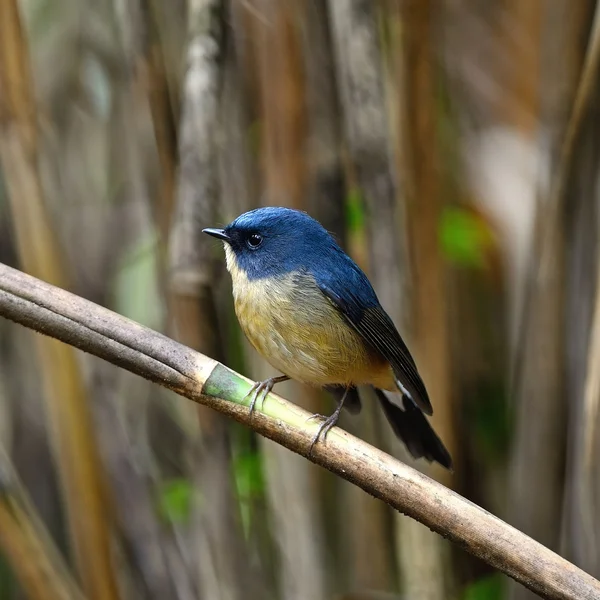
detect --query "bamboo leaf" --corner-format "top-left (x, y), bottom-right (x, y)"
top-left (157, 479), bottom-right (194, 525)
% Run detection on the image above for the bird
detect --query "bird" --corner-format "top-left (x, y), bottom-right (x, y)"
top-left (203, 207), bottom-right (452, 469)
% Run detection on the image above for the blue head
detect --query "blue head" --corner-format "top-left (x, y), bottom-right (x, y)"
top-left (203, 207), bottom-right (341, 280)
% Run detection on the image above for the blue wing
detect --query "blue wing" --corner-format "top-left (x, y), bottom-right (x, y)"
top-left (313, 250), bottom-right (433, 415)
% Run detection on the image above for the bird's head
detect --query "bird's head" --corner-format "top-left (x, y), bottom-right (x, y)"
top-left (203, 207), bottom-right (336, 280)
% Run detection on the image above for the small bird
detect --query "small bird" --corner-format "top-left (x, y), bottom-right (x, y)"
top-left (203, 207), bottom-right (452, 469)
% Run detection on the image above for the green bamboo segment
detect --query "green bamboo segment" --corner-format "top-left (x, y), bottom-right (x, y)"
top-left (202, 364), bottom-right (328, 442)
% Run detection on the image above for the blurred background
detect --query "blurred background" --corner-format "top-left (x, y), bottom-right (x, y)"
top-left (0, 0), bottom-right (598, 599)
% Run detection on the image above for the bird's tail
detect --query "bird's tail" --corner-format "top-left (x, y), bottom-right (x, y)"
top-left (374, 388), bottom-right (453, 470)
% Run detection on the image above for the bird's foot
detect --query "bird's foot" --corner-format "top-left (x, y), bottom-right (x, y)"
top-left (306, 386), bottom-right (350, 457)
top-left (307, 407), bottom-right (343, 457)
top-left (245, 375), bottom-right (289, 416)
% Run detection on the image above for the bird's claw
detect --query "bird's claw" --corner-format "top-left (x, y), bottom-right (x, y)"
top-left (307, 412), bottom-right (340, 457)
top-left (245, 380), bottom-right (275, 415)
top-left (305, 413), bottom-right (325, 424)
top-left (306, 387), bottom-right (350, 457)
top-left (244, 375), bottom-right (289, 416)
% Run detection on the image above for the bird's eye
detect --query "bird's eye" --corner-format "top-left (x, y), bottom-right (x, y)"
top-left (246, 233), bottom-right (263, 249)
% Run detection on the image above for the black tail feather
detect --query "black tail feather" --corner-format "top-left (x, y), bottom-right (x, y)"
top-left (374, 388), bottom-right (453, 470)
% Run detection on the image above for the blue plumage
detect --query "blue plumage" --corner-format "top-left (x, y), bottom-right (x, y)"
top-left (203, 207), bottom-right (452, 469)
top-left (224, 208), bottom-right (378, 305)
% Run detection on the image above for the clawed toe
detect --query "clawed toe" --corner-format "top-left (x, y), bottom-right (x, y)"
top-left (305, 413), bottom-right (325, 424)
top-left (306, 387), bottom-right (350, 457)
top-left (245, 381), bottom-right (273, 415)
top-left (245, 375), bottom-right (289, 416)
top-left (308, 413), bottom-right (339, 457)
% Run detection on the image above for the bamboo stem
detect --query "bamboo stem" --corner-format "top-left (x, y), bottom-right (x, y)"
top-left (0, 263), bottom-right (599, 600)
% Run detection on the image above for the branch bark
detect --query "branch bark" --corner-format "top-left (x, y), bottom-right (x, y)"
top-left (0, 263), bottom-right (599, 600)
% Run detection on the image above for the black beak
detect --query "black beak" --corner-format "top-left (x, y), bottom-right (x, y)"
top-left (203, 228), bottom-right (230, 242)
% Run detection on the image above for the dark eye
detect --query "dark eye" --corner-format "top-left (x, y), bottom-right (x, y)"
top-left (246, 233), bottom-right (263, 249)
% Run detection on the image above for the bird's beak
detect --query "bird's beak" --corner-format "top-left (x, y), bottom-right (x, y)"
top-left (203, 228), bottom-right (231, 242)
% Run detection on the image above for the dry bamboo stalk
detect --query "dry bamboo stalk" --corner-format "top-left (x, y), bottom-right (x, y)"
top-left (1, 263), bottom-right (600, 600)
top-left (0, 453), bottom-right (86, 600)
top-left (0, 2), bottom-right (120, 599)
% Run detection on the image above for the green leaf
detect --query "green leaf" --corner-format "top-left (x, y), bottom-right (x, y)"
top-left (463, 574), bottom-right (505, 600)
top-left (346, 187), bottom-right (366, 233)
top-left (439, 206), bottom-right (492, 268)
top-left (157, 479), bottom-right (193, 525)
top-left (233, 452), bottom-right (264, 501)
top-left (232, 450), bottom-right (265, 538)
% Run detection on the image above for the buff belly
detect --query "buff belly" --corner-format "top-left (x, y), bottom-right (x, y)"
top-left (228, 259), bottom-right (395, 390)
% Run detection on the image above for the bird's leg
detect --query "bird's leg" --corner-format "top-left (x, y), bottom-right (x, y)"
top-left (245, 375), bottom-right (290, 415)
top-left (308, 385), bottom-right (351, 456)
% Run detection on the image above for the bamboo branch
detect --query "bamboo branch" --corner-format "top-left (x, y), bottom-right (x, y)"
top-left (0, 263), bottom-right (599, 600)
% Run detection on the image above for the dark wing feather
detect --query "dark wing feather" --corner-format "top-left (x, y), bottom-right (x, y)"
top-left (317, 278), bottom-right (433, 415)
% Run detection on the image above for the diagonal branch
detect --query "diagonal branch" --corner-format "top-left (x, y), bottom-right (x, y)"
top-left (0, 262), bottom-right (599, 600)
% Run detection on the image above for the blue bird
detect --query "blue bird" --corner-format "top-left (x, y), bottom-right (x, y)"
top-left (203, 207), bottom-right (452, 468)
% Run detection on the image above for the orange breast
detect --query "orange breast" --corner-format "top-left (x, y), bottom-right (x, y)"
top-left (230, 266), bottom-right (395, 389)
